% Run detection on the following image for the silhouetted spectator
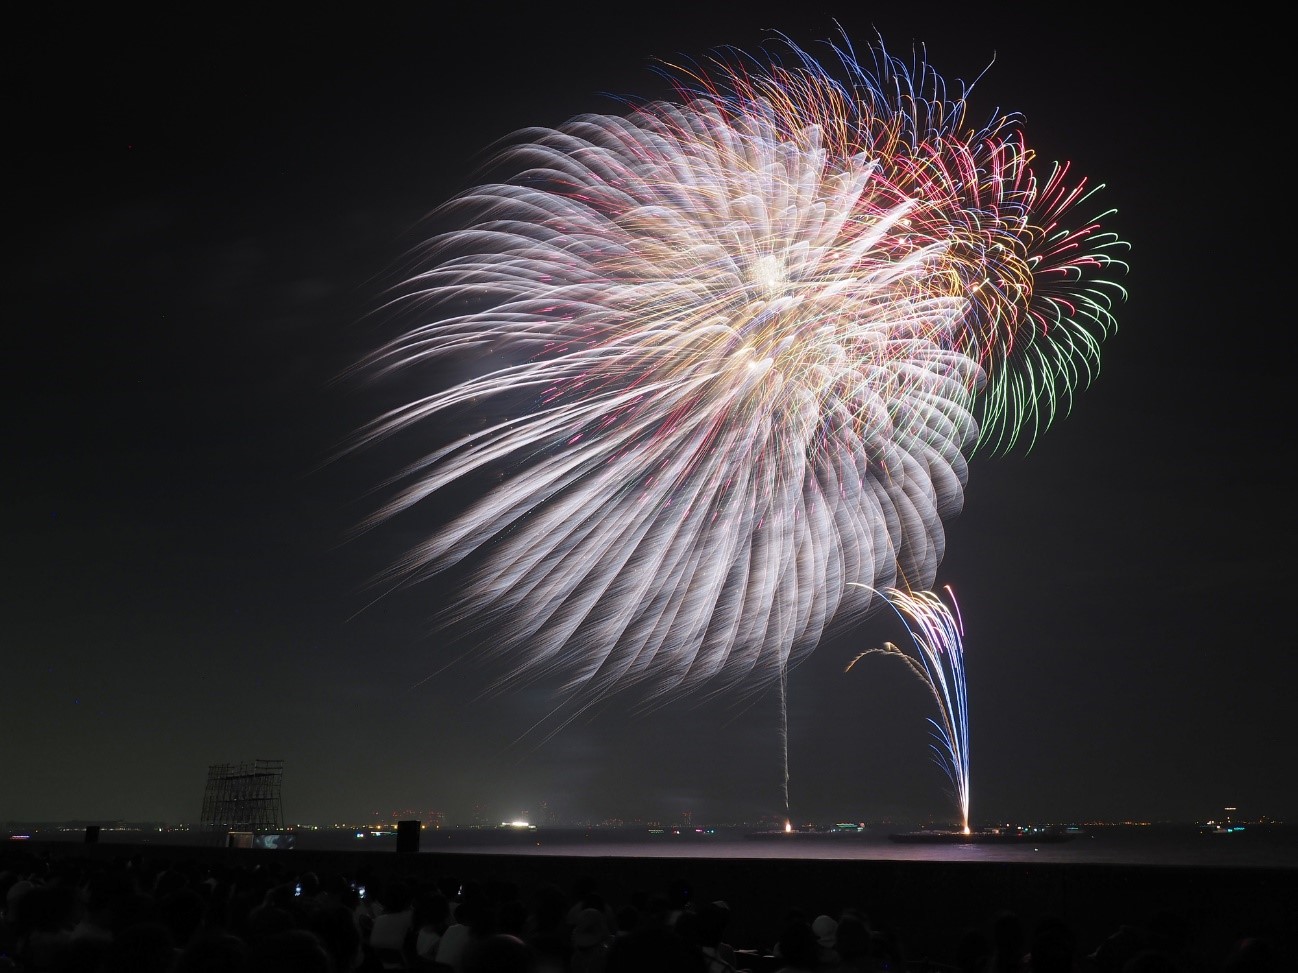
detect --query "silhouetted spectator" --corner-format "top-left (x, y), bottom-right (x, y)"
top-left (693, 901), bottom-right (741, 973)
top-left (100, 919), bottom-right (177, 973)
top-left (1026, 916), bottom-right (1075, 973)
top-left (160, 885), bottom-right (209, 951)
top-left (246, 903), bottom-right (298, 950)
top-left (463, 932), bottom-right (538, 973)
top-left (73, 867), bottom-right (127, 949)
top-left (773, 918), bottom-right (820, 973)
top-left (953, 927), bottom-right (991, 973)
top-left (642, 894), bottom-right (674, 931)
top-left (305, 901), bottom-right (363, 972)
top-left (613, 905), bottom-right (640, 940)
top-left (175, 931), bottom-right (251, 973)
top-left (870, 926), bottom-right (906, 973)
top-left (812, 915), bottom-right (840, 968)
top-left (569, 907), bottom-right (612, 973)
top-left (1222, 935), bottom-right (1280, 973)
top-left (248, 928), bottom-right (332, 973)
top-left (298, 873), bottom-right (321, 901)
top-left (413, 888), bottom-right (452, 965)
top-left (525, 883), bottom-right (571, 972)
top-left (666, 879), bottom-right (694, 928)
top-left (369, 877), bottom-right (416, 969)
top-left (830, 913), bottom-right (873, 972)
top-left (988, 911), bottom-right (1027, 973)
top-left (438, 896), bottom-right (492, 973)
top-left (1120, 950), bottom-right (1178, 973)
top-left (564, 878), bottom-right (600, 926)
top-left (11, 881), bottom-right (79, 970)
top-left (1088, 922), bottom-right (1149, 973)
top-left (605, 925), bottom-right (706, 973)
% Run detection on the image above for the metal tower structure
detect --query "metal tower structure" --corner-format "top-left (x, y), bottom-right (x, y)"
top-left (199, 759), bottom-right (285, 844)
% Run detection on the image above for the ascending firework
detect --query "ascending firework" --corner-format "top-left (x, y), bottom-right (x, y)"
top-left (350, 32), bottom-right (1126, 743)
top-left (847, 584), bottom-right (970, 831)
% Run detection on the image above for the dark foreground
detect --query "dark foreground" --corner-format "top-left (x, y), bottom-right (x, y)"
top-left (7, 838), bottom-right (1296, 970)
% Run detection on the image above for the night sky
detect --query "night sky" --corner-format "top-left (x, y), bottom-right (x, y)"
top-left (6, 4), bottom-right (1292, 829)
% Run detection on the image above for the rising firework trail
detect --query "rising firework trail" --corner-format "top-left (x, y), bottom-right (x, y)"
top-left (847, 584), bottom-right (970, 832)
top-left (347, 29), bottom-right (1127, 810)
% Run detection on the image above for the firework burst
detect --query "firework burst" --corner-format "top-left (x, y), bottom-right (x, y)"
top-left (350, 31), bottom-right (1127, 720)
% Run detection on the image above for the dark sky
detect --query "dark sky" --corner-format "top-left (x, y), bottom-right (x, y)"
top-left (5, 4), bottom-right (1292, 829)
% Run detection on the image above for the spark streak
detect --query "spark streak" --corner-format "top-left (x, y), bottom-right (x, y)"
top-left (848, 583), bottom-right (970, 832)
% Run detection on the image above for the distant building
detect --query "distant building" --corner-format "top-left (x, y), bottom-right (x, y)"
top-left (199, 759), bottom-right (285, 846)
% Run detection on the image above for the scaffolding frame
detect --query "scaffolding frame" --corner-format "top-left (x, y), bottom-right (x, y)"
top-left (199, 759), bottom-right (285, 844)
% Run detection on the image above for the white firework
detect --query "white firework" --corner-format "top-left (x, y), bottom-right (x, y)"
top-left (349, 33), bottom-right (1122, 723)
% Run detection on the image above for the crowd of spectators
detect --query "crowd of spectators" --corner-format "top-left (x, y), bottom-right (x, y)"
top-left (0, 847), bottom-right (1284, 973)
